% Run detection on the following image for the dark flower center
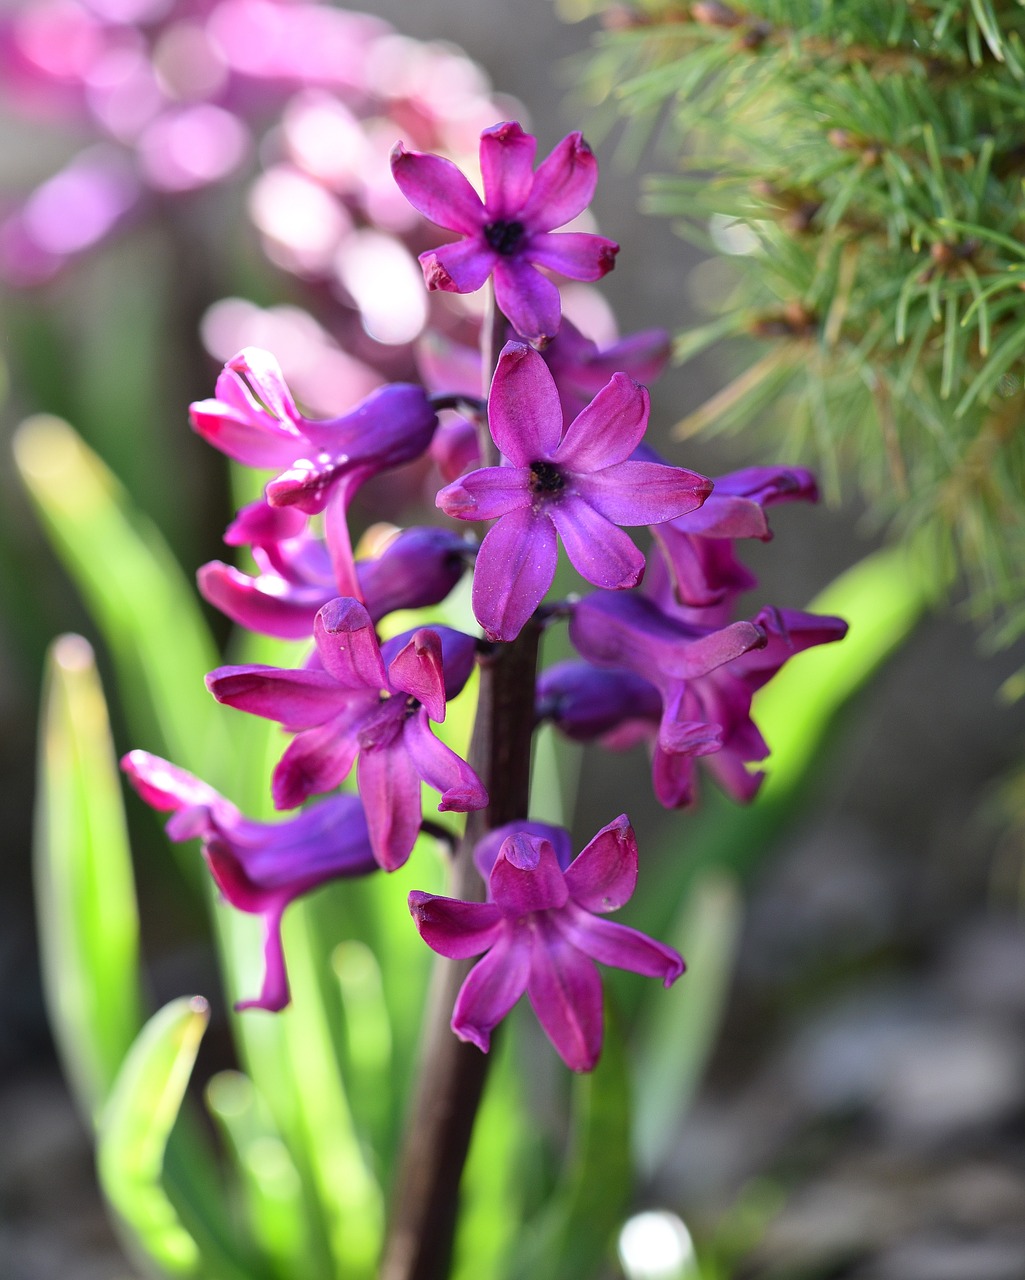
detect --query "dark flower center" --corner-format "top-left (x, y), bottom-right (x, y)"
top-left (530, 460), bottom-right (565, 495)
top-left (484, 219), bottom-right (525, 255)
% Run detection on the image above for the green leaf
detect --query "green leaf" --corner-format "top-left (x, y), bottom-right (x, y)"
top-left (35, 634), bottom-right (145, 1124)
top-left (13, 414), bottom-right (227, 775)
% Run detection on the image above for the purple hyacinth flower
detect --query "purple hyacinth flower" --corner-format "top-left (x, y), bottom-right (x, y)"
top-left (409, 816), bottom-right (684, 1071)
top-left (190, 347), bottom-right (438, 592)
top-left (199, 500), bottom-right (470, 640)
top-left (437, 341), bottom-right (712, 641)
top-left (650, 464), bottom-right (819, 608)
top-left (122, 750), bottom-right (377, 1012)
top-left (536, 660), bottom-right (662, 751)
top-left (206, 597), bottom-right (487, 870)
top-left (391, 121), bottom-right (619, 344)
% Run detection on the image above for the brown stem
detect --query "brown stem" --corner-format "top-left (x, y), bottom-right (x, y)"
top-left (379, 291), bottom-right (538, 1280)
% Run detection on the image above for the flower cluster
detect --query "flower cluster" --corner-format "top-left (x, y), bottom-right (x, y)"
top-left (126, 118), bottom-right (846, 1069)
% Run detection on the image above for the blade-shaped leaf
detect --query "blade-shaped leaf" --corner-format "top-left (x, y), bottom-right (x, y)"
top-left (35, 634), bottom-right (144, 1123)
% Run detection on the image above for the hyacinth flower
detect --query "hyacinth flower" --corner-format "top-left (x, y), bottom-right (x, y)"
top-left (198, 499), bottom-right (471, 639)
top-left (206, 597), bottom-right (486, 869)
top-left (649, 463), bottom-right (819, 610)
top-left (391, 121), bottom-right (619, 343)
top-left (122, 750), bottom-right (378, 1012)
top-left (409, 816), bottom-right (683, 1071)
top-left (436, 341), bottom-right (712, 641)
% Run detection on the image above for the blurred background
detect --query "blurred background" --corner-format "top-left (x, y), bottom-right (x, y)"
top-left (2, 0), bottom-right (1025, 1276)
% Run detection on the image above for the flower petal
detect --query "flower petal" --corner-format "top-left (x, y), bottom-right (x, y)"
top-left (419, 237), bottom-right (496, 294)
top-left (390, 142), bottom-right (486, 233)
top-left (490, 836), bottom-right (568, 914)
top-left (197, 561), bottom-right (325, 640)
top-left (189, 398), bottom-right (302, 470)
top-left (549, 496), bottom-right (644, 589)
top-left (387, 629), bottom-right (447, 722)
top-left (524, 231), bottom-right (618, 282)
top-left (472, 508), bottom-right (558, 642)
top-left (403, 709), bottom-right (488, 812)
top-left (436, 464), bottom-right (533, 521)
top-left (272, 717), bottom-right (361, 809)
top-left (357, 739), bottom-right (424, 870)
top-left (227, 348), bottom-right (300, 425)
top-left (518, 132), bottom-right (598, 231)
top-left (233, 899), bottom-right (292, 1012)
top-left (206, 664), bottom-right (351, 729)
top-left (314, 597), bottom-right (388, 690)
top-left (554, 373), bottom-right (650, 471)
top-left (409, 891), bottom-right (504, 958)
top-left (555, 902), bottom-right (684, 987)
top-left (479, 121), bottom-right (537, 217)
top-left (527, 920), bottom-right (604, 1071)
top-left (492, 259), bottom-right (561, 344)
top-left (564, 815), bottom-right (637, 913)
top-left (487, 342), bottom-right (563, 466)
top-left (574, 461), bottom-right (712, 526)
top-left (452, 927), bottom-right (531, 1053)
top-left (474, 821), bottom-right (575, 883)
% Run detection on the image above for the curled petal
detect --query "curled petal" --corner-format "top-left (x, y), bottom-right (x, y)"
top-left (472, 508), bottom-right (558, 642)
top-left (564, 815), bottom-right (637, 913)
top-left (666, 620), bottom-right (766, 680)
top-left (574, 461), bottom-right (712, 526)
top-left (524, 231), bottom-right (618, 282)
top-left (549, 496), bottom-right (644, 589)
top-left (555, 903), bottom-right (684, 988)
top-left (436, 465), bottom-right (533, 521)
top-left (390, 142), bottom-right (486, 233)
top-left (403, 710), bottom-right (488, 812)
top-left (487, 342), bottom-right (563, 466)
top-left (206, 664), bottom-right (351, 729)
top-left (527, 921), bottom-right (604, 1072)
top-left (387, 630), bottom-right (447, 722)
top-left (474, 821), bottom-right (574, 883)
top-left (197, 561), bottom-right (324, 640)
top-left (554, 374), bottom-right (650, 471)
top-left (519, 132), bottom-right (598, 231)
top-left (452, 928), bottom-right (532, 1053)
top-left (479, 121), bottom-right (537, 216)
top-left (227, 348), bottom-right (300, 425)
top-left (419, 237), bottom-right (496, 294)
top-left (232, 898), bottom-right (291, 1012)
top-left (314, 597), bottom-right (388, 690)
top-left (492, 257), bottom-right (561, 344)
top-left (490, 837), bottom-right (568, 914)
top-left (121, 750), bottom-right (224, 819)
top-left (189, 398), bottom-right (302, 470)
top-left (409, 891), bottom-right (503, 959)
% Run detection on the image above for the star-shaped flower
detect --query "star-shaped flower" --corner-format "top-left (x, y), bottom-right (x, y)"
top-left (391, 121), bottom-right (619, 343)
top-left (436, 341), bottom-right (711, 641)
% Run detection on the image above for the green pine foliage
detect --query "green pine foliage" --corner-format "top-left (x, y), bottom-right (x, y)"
top-left (576, 0), bottom-right (1025, 642)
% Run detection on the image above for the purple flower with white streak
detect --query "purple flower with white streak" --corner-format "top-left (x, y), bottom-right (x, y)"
top-left (122, 750), bottom-right (377, 1013)
top-left (198, 499), bottom-right (470, 639)
top-left (409, 816), bottom-right (684, 1071)
top-left (391, 121), bottom-right (618, 344)
top-left (437, 341), bottom-right (712, 641)
top-left (190, 347), bottom-right (437, 592)
top-left (206, 597), bottom-right (486, 870)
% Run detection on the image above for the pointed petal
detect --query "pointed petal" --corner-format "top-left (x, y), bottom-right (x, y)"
top-left (197, 561), bottom-right (324, 640)
top-left (555, 903), bottom-right (684, 987)
top-left (189, 398), bottom-right (302, 470)
top-left (357, 741), bottom-right (423, 870)
top-left (121, 750), bottom-right (224, 817)
top-left (472, 508), bottom-right (558, 642)
top-left (519, 132), bottom-right (598, 231)
top-left (525, 231), bottom-right (618, 282)
top-left (574, 461), bottom-right (712, 526)
top-left (490, 836), bottom-right (569, 914)
top-left (206, 664), bottom-right (350, 729)
top-left (409, 891), bottom-right (504, 958)
top-left (390, 142), bottom-right (486, 233)
top-left (487, 342), bottom-right (563, 466)
top-left (479, 121), bottom-right (537, 216)
top-left (272, 718), bottom-right (360, 809)
top-left (527, 921), bottom-right (604, 1071)
top-left (314, 596), bottom-right (388, 690)
top-left (452, 928), bottom-right (531, 1053)
top-left (403, 709), bottom-right (488, 812)
top-left (492, 259), bottom-right (561, 344)
top-left (436, 464), bottom-right (533, 521)
top-left (669, 620), bottom-right (766, 680)
top-left (564, 815), bottom-right (637, 913)
top-left (387, 629), bottom-right (446, 722)
top-left (554, 374), bottom-right (650, 470)
top-left (419, 237), bottom-right (496, 294)
top-left (549, 497), bottom-right (644, 589)
top-left (227, 349), bottom-right (301, 424)
top-left (235, 900), bottom-right (292, 1012)
top-left (474, 821), bottom-right (574, 883)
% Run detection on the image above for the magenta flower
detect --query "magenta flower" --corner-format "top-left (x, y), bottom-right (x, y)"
top-left (199, 500), bottom-right (470, 640)
top-left (206, 597), bottom-right (487, 870)
top-left (436, 341), bottom-right (712, 641)
top-left (391, 121), bottom-right (619, 343)
top-left (409, 816), bottom-right (684, 1071)
top-left (122, 750), bottom-right (377, 1012)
